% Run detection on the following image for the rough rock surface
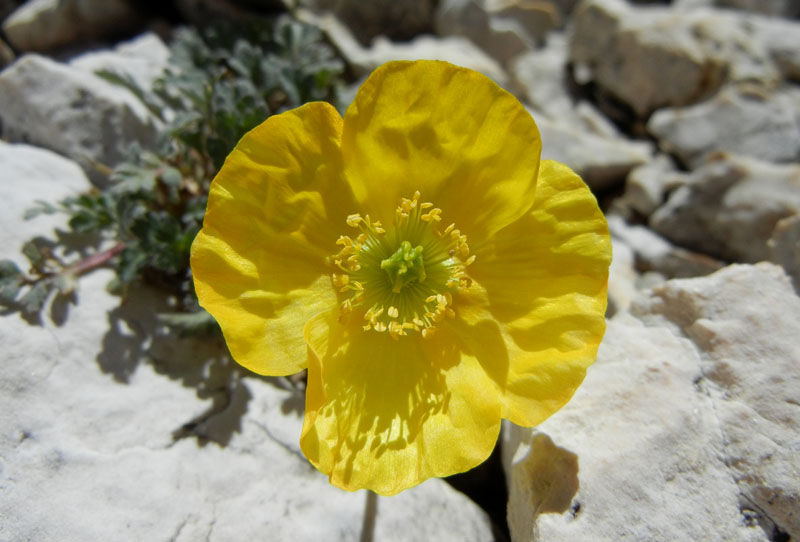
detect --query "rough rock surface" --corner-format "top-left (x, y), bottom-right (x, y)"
top-left (769, 214), bottom-right (800, 292)
top-left (617, 154), bottom-right (682, 217)
top-left (608, 214), bottom-right (725, 279)
top-left (537, 115), bottom-right (653, 191)
top-left (0, 145), bottom-right (495, 542)
top-left (648, 86), bottom-right (800, 168)
top-left (435, 0), bottom-right (557, 65)
top-left (2, 0), bottom-right (144, 53)
top-left (505, 263), bottom-right (799, 541)
top-left (569, 0), bottom-right (726, 116)
top-left (300, 10), bottom-right (507, 84)
top-left (69, 32), bottom-right (170, 92)
top-left (291, 0), bottom-right (437, 45)
top-left (650, 154), bottom-right (800, 263)
top-left (0, 54), bottom-right (159, 184)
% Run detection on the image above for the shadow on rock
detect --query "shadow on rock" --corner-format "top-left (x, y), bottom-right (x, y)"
top-left (96, 283), bottom-right (292, 447)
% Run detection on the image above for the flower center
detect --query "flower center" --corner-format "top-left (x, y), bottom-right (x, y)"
top-left (331, 191), bottom-right (474, 339)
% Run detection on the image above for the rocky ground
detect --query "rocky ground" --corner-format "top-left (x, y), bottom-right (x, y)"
top-left (1, 0), bottom-right (798, 541)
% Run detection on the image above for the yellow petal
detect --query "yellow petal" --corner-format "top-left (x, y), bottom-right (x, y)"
top-left (464, 160), bottom-right (612, 426)
top-left (301, 313), bottom-right (502, 496)
top-left (341, 60), bottom-right (541, 244)
top-left (191, 102), bottom-right (355, 376)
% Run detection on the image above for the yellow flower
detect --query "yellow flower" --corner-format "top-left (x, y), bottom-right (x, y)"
top-left (191, 60), bottom-right (611, 495)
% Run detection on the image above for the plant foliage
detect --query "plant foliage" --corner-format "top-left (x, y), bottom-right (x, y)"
top-left (1, 16), bottom-right (344, 331)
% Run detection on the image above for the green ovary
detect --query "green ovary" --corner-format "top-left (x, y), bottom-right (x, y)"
top-left (380, 240), bottom-right (427, 293)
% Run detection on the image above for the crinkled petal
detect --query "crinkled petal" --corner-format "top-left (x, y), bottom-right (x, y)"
top-left (191, 102), bottom-right (354, 376)
top-left (341, 60), bottom-right (541, 244)
top-left (462, 160), bottom-right (611, 426)
top-left (301, 313), bottom-right (502, 496)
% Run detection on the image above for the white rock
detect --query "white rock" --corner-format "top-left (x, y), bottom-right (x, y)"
top-left (504, 314), bottom-right (768, 542)
top-left (300, 10), bottom-right (507, 85)
top-left (511, 33), bottom-right (572, 117)
top-left (435, 0), bottom-right (557, 65)
top-left (608, 214), bottom-right (725, 279)
top-left (537, 115), bottom-right (653, 191)
top-left (506, 262), bottom-right (800, 541)
top-left (69, 32), bottom-right (170, 92)
top-left (650, 154), bottom-right (800, 263)
top-left (569, 0), bottom-right (727, 117)
top-left (0, 142), bottom-right (92, 271)
top-left (649, 85), bottom-right (800, 169)
top-left (0, 54), bottom-right (160, 184)
top-left (2, 0), bottom-right (143, 53)
top-left (606, 229), bottom-right (638, 316)
top-left (633, 263), bottom-right (800, 539)
top-left (0, 142), bottom-right (494, 542)
top-left (769, 214), bottom-right (800, 292)
top-left (289, 0), bottom-right (436, 45)
top-left (716, 0), bottom-right (800, 17)
top-left (617, 154), bottom-right (682, 217)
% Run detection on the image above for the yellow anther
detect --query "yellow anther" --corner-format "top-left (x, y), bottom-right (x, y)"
top-left (465, 255), bottom-right (476, 266)
top-left (388, 306), bottom-right (399, 318)
top-left (374, 322), bottom-right (387, 332)
top-left (420, 202), bottom-right (434, 209)
top-left (443, 223), bottom-right (455, 235)
top-left (421, 208), bottom-right (442, 222)
top-left (346, 214), bottom-right (362, 227)
top-left (422, 326), bottom-right (436, 339)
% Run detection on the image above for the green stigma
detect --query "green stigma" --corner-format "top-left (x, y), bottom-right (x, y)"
top-left (380, 240), bottom-right (426, 293)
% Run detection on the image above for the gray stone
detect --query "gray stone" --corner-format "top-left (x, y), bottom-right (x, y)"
top-left (650, 154), bottom-right (800, 263)
top-left (649, 86), bottom-right (800, 169)
top-left (0, 142), bottom-right (495, 542)
top-left (608, 214), bottom-right (725, 279)
top-left (505, 262), bottom-right (800, 541)
top-left (769, 214), bottom-right (800, 292)
top-left (510, 33), bottom-right (573, 117)
top-left (537, 115), bottom-right (653, 191)
top-left (633, 263), bottom-right (800, 538)
top-left (0, 142), bottom-right (92, 270)
top-left (0, 54), bottom-right (160, 185)
top-left (617, 154), bottom-right (683, 217)
top-left (289, 0), bottom-right (436, 45)
top-left (436, 0), bottom-right (557, 65)
top-left (2, 0), bottom-right (144, 53)
top-left (606, 228), bottom-right (639, 316)
top-left (716, 0), bottom-right (800, 17)
top-left (69, 32), bottom-right (170, 93)
top-left (569, 0), bottom-right (727, 117)
top-left (299, 10), bottom-right (508, 84)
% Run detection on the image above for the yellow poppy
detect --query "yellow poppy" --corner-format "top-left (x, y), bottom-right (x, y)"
top-left (191, 60), bottom-right (611, 496)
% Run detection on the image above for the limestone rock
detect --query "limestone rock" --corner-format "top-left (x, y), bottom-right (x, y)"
top-left (301, 10), bottom-right (507, 84)
top-left (716, 0), bottom-right (800, 17)
top-left (649, 154), bottom-right (800, 263)
top-left (569, 0), bottom-right (726, 117)
top-left (435, 0), bottom-right (557, 65)
top-left (606, 228), bottom-right (638, 316)
top-left (0, 142), bottom-right (494, 542)
top-left (649, 85), bottom-right (800, 169)
top-left (769, 214), bottom-right (800, 292)
top-left (0, 142), bottom-right (92, 270)
top-left (505, 263), bottom-right (800, 541)
top-left (0, 54), bottom-right (159, 185)
top-left (290, 0), bottom-right (436, 45)
top-left (511, 33), bottom-right (573, 117)
top-left (617, 154), bottom-right (683, 217)
top-left (69, 32), bottom-right (170, 92)
top-left (633, 263), bottom-right (800, 539)
top-left (2, 0), bottom-right (144, 53)
top-left (504, 314), bottom-right (768, 542)
top-left (537, 115), bottom-right (653, 191)
top-left (608, 214), bottom-right (725, 279)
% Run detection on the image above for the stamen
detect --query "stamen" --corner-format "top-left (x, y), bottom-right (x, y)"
top-left (331, 191), bottom-right (474, 339)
